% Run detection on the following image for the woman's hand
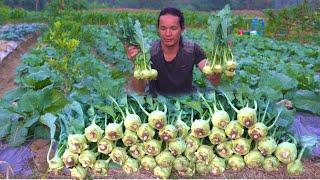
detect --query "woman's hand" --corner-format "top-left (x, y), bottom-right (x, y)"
top-left (124, 43), bottom-right (140, 61)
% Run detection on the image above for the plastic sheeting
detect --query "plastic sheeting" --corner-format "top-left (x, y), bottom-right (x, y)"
top-left (0, 142), bottom-right (35, 177)
top-left (290, 112), bottom-right (320, 157)
top-left (0, 40), bottom-right (19, 62)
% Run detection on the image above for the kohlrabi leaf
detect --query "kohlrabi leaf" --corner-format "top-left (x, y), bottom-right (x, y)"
top-left (40, 113), bottom-right (57, 139)
top-left (7, 121), bottom-right (28, 147)
top-left (134, 20), bottom-right (150, 54)
top-left (0, 118), bottom-right (11, 139)
top-left (300, 135), bottom-right (317, 148)
top-left (292, 90), bottom-right (320, 115)
top-left (24, 112), bottom-right (40, 128)
top-left (2, 87), bottom-right (28, 102)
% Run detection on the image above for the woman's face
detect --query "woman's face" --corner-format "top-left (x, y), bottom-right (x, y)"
top-left (158, 14), bottom-right (184, 48)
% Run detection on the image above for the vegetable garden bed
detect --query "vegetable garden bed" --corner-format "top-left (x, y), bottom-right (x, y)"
top-left (0, 30), bottom-right (41, 97)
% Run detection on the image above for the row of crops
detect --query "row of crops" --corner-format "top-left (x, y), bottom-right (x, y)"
top-left (0, 6), bottom-right (319, 179)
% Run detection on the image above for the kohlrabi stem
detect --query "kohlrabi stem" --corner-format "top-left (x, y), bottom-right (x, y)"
top-left (212, 92), bottom-right (219, 112)
top-left (109, 95), bottom-right (125, 119)
top-left (218, 101), bottom-right (225, 111)
top-left (223, 48), bottom-right (227, 64)
top-left (253, 141), bottom-right (258, 150)
top-left (297, 145), bottom-right (307, 161)
top-left (268, 109), bottom-right (282, 130)
top-left (177, 110), bottom-right (183, 123)
top-left (254, 100), bottom-right (258, 111)
top-left (142, 117), bottom-right (146, 123)
top-left (261, 100), bottom-right (270, 123)
top-left (130, 105), bottom-right (137, 115)
top-left (200, 138), bottom-right (204, 145)
top-left (56, 143), bottom-right (66, 157)
top-left (125, 107), bottom-right (130, 116)
top-left (92, 115), bottom-right (97, 124)
top-left (201, 111), bottom-right (207, 120)
top-left (212, 48), bottom-right (218, 67)
top-left (132, 95), bottom-right (150, 116)
top-left (163, 103), bottom-right (167, 114)
top-left (168, 111), bottom-right (173, 124)
top-left (104, 114), bottom-right (108, 128)
top-left (288, 134), bottom-right (298, 145)
top-left (199, 93), bottom-right (213, 116)
top-left (47, 139), bottom-right (54, 163)
top-left (191, 109), bottom-right (194, 123)
top-left (231, 113), bottom-right (235, 121)
top-left (271, 126), bottom-right (278, 138)
top-left (222, 91), bottom-right (239, 113)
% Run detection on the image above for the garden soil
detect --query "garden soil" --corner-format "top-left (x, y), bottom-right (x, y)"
top-left (0, 31), bottom-right (40, 98)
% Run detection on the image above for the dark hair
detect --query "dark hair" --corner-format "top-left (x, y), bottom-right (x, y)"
top-left (157, 7), bottom-right (185, 29)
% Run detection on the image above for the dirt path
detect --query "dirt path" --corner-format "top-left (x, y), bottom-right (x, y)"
top-left (0, 32), bottom-right (40, 98)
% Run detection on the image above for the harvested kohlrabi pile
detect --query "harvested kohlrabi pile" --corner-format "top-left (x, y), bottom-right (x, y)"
top-left (46, 91), bottom-right (317, 179)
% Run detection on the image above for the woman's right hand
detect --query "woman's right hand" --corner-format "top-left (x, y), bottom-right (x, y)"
top-left (124, 43), bottom-right (140, 61)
